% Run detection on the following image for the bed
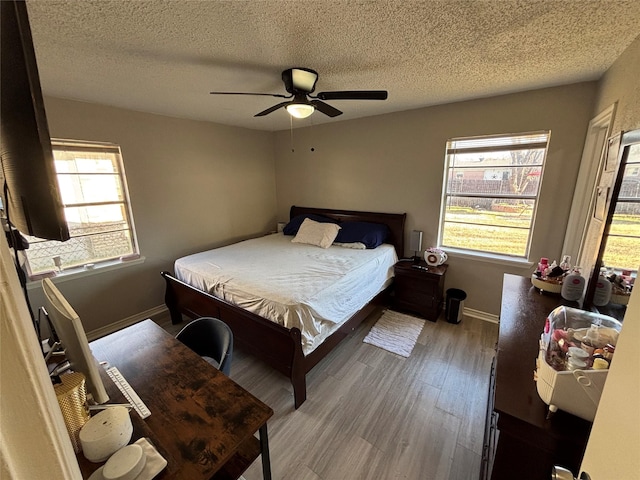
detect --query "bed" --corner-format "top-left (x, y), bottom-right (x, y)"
top-left (161, 205), bottom-right (406, 408)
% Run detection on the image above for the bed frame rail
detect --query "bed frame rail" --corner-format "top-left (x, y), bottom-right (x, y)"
top-left (162, 206), bottom-right (406, 408)
top-left (161, 271), bottom-right (306, 402)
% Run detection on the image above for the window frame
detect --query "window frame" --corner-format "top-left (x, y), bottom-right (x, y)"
top-left (437, 131), bottom-right (551, 261)
top-left (602, 142), bottom-right (640, 271)
top-left (24, 139), bottom-right (140, 279)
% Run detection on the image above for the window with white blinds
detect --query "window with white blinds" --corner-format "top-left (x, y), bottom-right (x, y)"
top-left (24, 140), bottom-right (138, 276)
top-left (602, 142), bottom-right (640, 270)
top-left (438, 131), bottom-right (550, 258)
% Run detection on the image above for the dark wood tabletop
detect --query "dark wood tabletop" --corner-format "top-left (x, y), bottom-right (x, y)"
top-left (491, 274), bottom-right (591, 478)
top-left (79, 319), bottom-right (273, 480)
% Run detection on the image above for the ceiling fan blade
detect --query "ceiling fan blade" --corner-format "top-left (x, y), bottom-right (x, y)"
top-left (315, 90), bottom-right (388, 101)
top-left (310, 100), bottom-right (343, 118)
top-left (254, 101), bottom-right (291, 117)
top-left (210, 91), bottom-right (291, 99)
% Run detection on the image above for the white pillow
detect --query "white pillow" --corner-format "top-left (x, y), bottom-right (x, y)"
top-left (291, 218), bottom-right (341, 249)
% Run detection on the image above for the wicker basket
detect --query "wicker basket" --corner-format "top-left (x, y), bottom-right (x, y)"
top-left (54, 372), bottom-right (90, 453)
top-left (531, 275), bottom-right (562, 294)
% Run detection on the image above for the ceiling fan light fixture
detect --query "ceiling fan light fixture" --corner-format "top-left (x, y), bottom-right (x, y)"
top-left (286, 103), bottom-right (315, 119)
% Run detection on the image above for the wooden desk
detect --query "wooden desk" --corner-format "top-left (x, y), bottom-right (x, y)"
top-left (480, 274), bottom-right (592, 480)
top-left (78, 319), bottom-right (273, 480)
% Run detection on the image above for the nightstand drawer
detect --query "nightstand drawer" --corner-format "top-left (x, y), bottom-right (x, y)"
top-left (392, 261), bottom-right (447, 321)
top-left (395, 279), bottom-right (436, 308)
top-left (395, 275), bottom-right (438, 297)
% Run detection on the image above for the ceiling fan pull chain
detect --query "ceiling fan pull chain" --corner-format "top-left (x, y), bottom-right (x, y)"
top-left (290, 116), bottom-right (295, 152)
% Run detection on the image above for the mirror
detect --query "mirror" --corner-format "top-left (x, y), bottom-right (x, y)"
top-left (583, 128), bottom-right (640, 319)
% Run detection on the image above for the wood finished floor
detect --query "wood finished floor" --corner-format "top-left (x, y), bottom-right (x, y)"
top-left (158, 311), bottom-right (499, 480)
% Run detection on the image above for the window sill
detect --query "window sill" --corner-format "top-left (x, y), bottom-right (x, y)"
top-left (443, 248), bottom-right (534, 269)
top-left (26, 256), bottom-right (145, 290)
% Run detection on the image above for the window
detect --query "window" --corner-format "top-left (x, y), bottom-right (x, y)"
top-left (24, 140), bottom-right (138, 276)
top-left (438, 131), bottom-right (550, 258)
top-left (602, 142), bottom-right (640, 271)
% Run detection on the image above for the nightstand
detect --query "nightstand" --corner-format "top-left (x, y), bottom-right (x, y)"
top-left (393, 261), bottom-right (448, 321)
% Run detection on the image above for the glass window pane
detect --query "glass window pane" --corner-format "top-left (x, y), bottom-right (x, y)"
top-left (627, 144), bottom-right (640, 165)
top-left (444, 197), bottom-right (534, 228)
top-left (441, 222), bottom-right (528, 257)
top-left (64, 204), bottom-right (129, 236)
top-left (449, 149), bottom-right (545, 169)
top-left (609, 205), bottom-right (640, 237)
top-left (619, 166), bottom-right (640, 200)
top-left (447, 166), bottom-right (541, 197)
top-left (55, 153), bottom-right (118, 174)
top-left (26, 230), bottom-right (134, 274)
top-left (57, 173), bottom-right (124, 205)
top-left (602, 235), bottom-right (640, 271)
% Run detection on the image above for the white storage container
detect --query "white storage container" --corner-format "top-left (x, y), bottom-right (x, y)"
top-left (535, 306), bottom-right (621, 421)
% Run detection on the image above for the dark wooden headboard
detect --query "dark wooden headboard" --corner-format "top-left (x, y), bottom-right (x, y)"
top-left (289, 205), bottom-right (407, 258)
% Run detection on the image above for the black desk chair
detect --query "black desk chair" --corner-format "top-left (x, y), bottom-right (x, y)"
top-left (175, 317), bottom-right (233, 375)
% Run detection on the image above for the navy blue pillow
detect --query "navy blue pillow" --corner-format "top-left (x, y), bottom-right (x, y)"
top-left (334, 221), bottom-right (390, 249)
top-left (282, 214), bottom-right (338, 236)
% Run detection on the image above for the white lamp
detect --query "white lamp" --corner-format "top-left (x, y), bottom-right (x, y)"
top-left (409, 230), bottom-right (423, 262)
top-left (286, 103), bottom-right (315, 119)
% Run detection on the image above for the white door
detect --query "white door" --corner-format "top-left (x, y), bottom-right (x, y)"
top-left (578, 283), bottom-right (640, 479)
top-left (576, 132), bottom-right (624, 280)
top-left (563, 104), bottom-right (616, 263)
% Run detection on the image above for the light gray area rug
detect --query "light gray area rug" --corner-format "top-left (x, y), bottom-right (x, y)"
top-left (363, 310), bottom-right (425, 357)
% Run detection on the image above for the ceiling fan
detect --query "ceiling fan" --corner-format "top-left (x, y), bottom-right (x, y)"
top-left (210, 67), bottom-right (388, 119)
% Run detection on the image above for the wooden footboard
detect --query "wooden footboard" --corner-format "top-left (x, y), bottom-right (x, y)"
top-left (162, 205), bottom-right (406, 409)
top-left (161, 271), bottom-right (308, 407)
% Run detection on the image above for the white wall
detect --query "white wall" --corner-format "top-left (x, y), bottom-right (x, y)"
top-left (577, 34), bottom-right (640, 479)
top-left (1, 234), bottom-right (81, 479)
top-left (580, 280), bottom-right (640, 478)
top-left (274, 82), bottom-right (597, 315)
top-left (28, 98), bottom-right (277, 333)
top-left (593, 35), bottom-right (640, 134)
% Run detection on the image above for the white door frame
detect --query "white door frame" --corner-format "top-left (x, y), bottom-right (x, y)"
top-left (562, 103), bottom-right (616, 263)
top-left (0, 234), bottom-right (82, 479)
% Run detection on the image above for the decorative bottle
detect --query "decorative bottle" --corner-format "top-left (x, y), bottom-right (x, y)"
top-left (537, 257), bottom-right (549, 276)
top-left (592, 268), bottom-right (612, 306)
top-left (561, 267), bottom-right (585, 301)
top-left (560, 255), bottom-right (571, 271)
top-left (580, 324), bottom-right (601, 357)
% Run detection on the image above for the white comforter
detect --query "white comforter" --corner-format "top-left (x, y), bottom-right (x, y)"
top-left (174, 233), bottom-right (398, 354)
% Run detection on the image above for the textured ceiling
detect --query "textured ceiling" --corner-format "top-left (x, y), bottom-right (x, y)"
top-left (26, 0), bottom-right (640, 132)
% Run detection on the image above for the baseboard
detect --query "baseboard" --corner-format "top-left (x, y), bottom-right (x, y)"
top-left (87, 305), bottom-right (168, 341)
top-left (85, 304), bottom-right (498, 340)
top-left (463, 307), bottom-right (499, 324)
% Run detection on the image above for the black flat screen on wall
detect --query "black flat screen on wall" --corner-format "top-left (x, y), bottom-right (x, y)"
top-left (0, 0), bottom-right (69, 242)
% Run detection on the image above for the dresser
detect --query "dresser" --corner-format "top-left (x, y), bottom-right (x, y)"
top-left (481, 274), bottom-right (592, 480)
top-left (393, 261), bottom-right (447, 321)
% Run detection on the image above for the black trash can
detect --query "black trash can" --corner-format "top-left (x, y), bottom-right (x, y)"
top-left (445, 288), bottom-right (467, 324)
